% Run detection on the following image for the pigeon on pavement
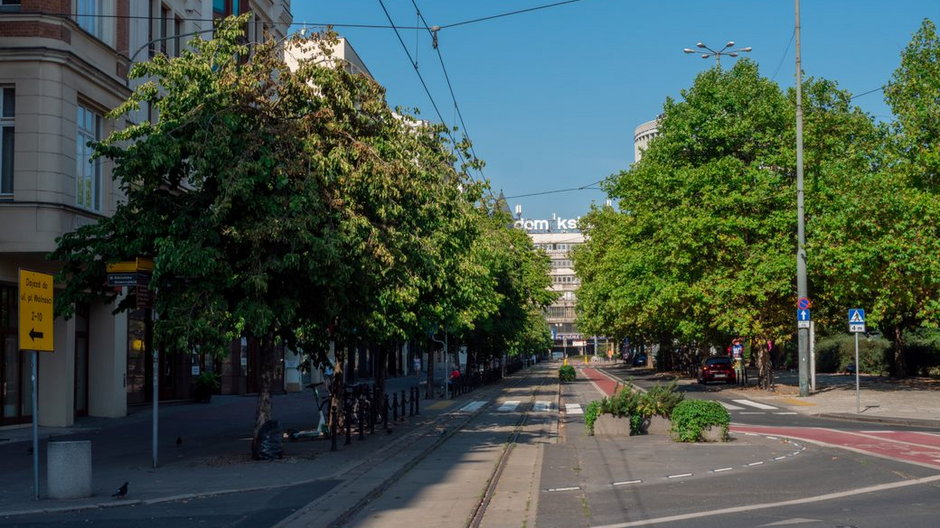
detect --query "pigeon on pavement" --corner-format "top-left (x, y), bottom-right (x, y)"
top-left (112, 482), bottom-right (129, 498)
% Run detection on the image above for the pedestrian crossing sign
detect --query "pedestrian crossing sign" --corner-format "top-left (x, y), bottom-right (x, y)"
top-left (848, 308), bottom-right (865, 333)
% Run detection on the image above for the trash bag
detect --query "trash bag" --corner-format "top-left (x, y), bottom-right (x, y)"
top-left (253, 419), bottom-right (283, 460)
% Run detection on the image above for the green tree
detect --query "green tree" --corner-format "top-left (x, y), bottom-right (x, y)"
top-left (52, 21), bottom-right (478, 455)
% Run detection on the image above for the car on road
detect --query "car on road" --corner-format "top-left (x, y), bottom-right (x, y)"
top-left (698, 356), bottom-right (736, 384)
top-left (631, 353), bottom-right (648, 367)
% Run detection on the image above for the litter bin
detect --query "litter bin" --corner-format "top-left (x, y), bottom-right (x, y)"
top-left (47, 440), bottom-right (92, 499)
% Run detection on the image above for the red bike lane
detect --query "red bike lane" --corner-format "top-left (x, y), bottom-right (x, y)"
top-left (579, 367), bottom-right (622, 397)
top-left (733, 425), bottom-right (940, 470)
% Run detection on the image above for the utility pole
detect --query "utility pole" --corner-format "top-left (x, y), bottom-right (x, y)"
top-left (795, 0), bottom-right (809, 397)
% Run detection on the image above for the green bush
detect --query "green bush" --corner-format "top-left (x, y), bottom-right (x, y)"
top-left (558, 365), bottom-right (576, 382)
top-left (814, 334), bottom-right (891, 374)
top-left (906, 329), bottom-right (940, 376)
top-left (584, 400), bottom-right (601, 435)
top-left (637, 382), bottom-right (684, 418)
top-left (670, 399), bottom-right (730, 442)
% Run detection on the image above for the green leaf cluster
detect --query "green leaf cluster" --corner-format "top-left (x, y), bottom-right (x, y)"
top-left (670, 399), bottom-right (730, 443)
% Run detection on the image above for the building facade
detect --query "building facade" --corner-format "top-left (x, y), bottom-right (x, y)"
top-left (0, 0), bottom-right (291, 426)
top-left (513, 210), bottom-right (586, 356)
top-left (633, 117), bottom-right (660, 162)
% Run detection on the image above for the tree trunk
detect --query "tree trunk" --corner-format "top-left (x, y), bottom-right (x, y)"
top-left (754, 338), bottom-right (772, 390)
top-left (251, 332), bottom-right (276, 459)
top-left (425, 337), bottom-right (434, 398)
top-left (329, 344), bottom-right (346, 431)
top-left (891, 326), bottom-right (908, 378)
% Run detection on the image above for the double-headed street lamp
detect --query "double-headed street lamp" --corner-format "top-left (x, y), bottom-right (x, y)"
top-left (683, 41), bottom-right (752, 67)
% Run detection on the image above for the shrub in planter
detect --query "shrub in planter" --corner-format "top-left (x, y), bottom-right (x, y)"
top-left (194, 371), bottom-right (221, 403)
top-left (558, 365), bottom-right (576, 382)
top-left (584, 400), bottom-right (601, 435)
top-left (670, 399), bottom-right (730, 442)
top-left (637, 381), bottom-right (684, 419)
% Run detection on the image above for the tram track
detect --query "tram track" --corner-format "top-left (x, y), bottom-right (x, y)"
top-left (321, 367), bottom-right (556, 528)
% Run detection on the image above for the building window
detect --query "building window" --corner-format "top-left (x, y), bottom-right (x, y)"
top-left (76, 104), bottom-right (101, 211)
top-left (1, 87), bottom-right (13, 195)
top-left (160, 4), bottom-right (170, 55)
top-left (75, 0), bottom-right (103, 39)
top-left (174, 16), bottom-right (183, 57)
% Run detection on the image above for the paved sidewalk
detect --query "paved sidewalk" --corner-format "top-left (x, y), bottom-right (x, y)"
top-left (0, 373), bottom-right (466, 518)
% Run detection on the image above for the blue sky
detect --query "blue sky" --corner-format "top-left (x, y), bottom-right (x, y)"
top-left (296, 1), bottom-right (938, 222)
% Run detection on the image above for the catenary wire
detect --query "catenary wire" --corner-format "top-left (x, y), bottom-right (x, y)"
top-left (376, 0), bottom-right (472, 174)
top-left (504, 179), bottom-right (606, 199)
top-left (770, 28), bottom-right (795, 81)
top-left (409, 0), bottom-right (486, 180)
top-left (438, 0), bottom-right (589, 29)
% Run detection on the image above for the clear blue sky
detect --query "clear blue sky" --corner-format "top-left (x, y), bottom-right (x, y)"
top-left (296, 1), bottom-right (938, 222)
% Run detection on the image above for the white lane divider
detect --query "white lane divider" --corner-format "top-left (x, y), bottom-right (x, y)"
top-left (720, 401), bottom-right (745, 411)
top-left (565, 403), bottom-right (584, 415)
top-left (459, 401), bottom-right (486, 412)
top-left (533, 400), bottom-right (554, 412)
top-left (733, 399), bottom-right (779, 410)
top-left (498, 400), bottom-right (521, 412)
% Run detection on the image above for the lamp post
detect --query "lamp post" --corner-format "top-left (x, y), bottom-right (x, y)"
top-left (683, 41), bottom-right (752, 68)
top-left (795, 0), bottom-right (809, 397)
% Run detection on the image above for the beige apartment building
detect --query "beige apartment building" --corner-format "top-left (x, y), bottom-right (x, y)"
top-left (0, 0), bottom-right (291, 427)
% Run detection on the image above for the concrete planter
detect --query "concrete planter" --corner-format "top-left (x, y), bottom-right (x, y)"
top-left (701, 425), bottom-right (728, 442)
top-left (47, 441), bottom-right (92, 499)
top-left (592, 414), bottom-right (631, 437)
top-left (644, 415), bottom-right (672, 435)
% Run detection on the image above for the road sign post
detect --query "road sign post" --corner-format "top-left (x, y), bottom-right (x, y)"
top-left (848, 309), bottom-right (866, 413)
top-left (18, 269), bottom-right (55, 501)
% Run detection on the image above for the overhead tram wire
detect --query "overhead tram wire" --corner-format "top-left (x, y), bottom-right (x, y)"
top-left (376, 0), bottom-right (474, 176)
top-left (437, 0), bottom-right (589, 30)
top-left (770, 29), bottom-right (796, 81)
top-left (504, 179), bottom-right (605, 199)
top-left (39, 1), bottom-right (589, 32)
top-left (409, 0), bottom-right (486, 179)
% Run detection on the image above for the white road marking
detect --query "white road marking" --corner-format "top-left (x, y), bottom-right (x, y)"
top-left (719, 401), bottom-right (745, 411)
top-left (459, 401), bottom-right (486, 412)
top-left (497, 400), bottom-right (521, 412)
top-left (666, 473), bottom-right (693, 479)
top-left (589, 474), bottom-right (940, 528)
top-left (712, 467), bottom-right (733, 473)
top-left (565, 403), bottom-right (584, 415)
top-left (747, 461), bottom-right (764, 466)
top-left (759, 519), bottom-right (822, 526)
top-left (533, 400), bottom-right (553, 412)
top-left (739, 411), bottom-right (766, 415)
top-left (546, 486), bottom-right (580, 492)
top-left (775, 412), bottom-right (799, 415)
top-left (733, 399), bottom-right (778, 410)
top-left (612, 480), bottom-right (642, 486)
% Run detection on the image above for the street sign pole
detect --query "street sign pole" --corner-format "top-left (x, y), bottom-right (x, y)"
top-left (794, 0), bottom-right (809, 397)
top-left (31, 350), bottom-right (38, 500)
top-left (810, 320), bottom-right (816, 393)
top-left (855, 331), bottom-right (860, 413)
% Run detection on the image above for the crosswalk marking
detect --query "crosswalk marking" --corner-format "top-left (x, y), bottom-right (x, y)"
top-left (498, 400), bottom-right (521, 412)
top-left (565, 403), bottom-right (583, 415)
top-left (732, 399), bottom-right (778, 410)
top-left (533, 400), bottom-right (554, 412)
top-left (459, 401), bottom-right (486, 412)
top-left (719, 401), bottom-right (745, 411)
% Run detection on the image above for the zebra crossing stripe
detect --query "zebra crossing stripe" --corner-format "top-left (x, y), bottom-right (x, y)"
top-left (498, 401), bottom-right (521, 412)
top-left (459, 401), bottom-right (486, 412)
top-left (533, 400), bottom-right (553, 412)
top-left (732, 399), bottom-right (778, 410)
top-left (719, 401), bottom-right (745, 411)
top-left (565, 403), bottom-right (583, 415)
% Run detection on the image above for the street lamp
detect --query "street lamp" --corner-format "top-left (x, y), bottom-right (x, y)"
top-left (683, 41), bottom-right (752, 68)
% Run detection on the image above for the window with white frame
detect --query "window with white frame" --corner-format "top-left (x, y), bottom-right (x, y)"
top-left (1, 87), bottom-right (13, 195)
top-left (76, 104), bottom-right (101, 211)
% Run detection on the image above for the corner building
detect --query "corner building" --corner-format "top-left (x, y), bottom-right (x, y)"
top-left (0, 0), bottom-right (291, 426)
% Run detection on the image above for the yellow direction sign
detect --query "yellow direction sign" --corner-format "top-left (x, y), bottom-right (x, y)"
top-left (18, 269), bottom-right (54, 352)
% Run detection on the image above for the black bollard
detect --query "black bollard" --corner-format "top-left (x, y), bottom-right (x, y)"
top-left (384, 393), bottom-right (391, 434)
top-left (392, 392), bottom-right (399, 422)
top-left (331, 405), bottom-right (338, 452)
top-left (414, 387), bottom-right (420, 415)
top-left (345, 402), bottom-right (352, 446)
top-left (408, 387), bottom-right (414, 417)
top-left (370, 387), bottom-right (377, 435)
top-left (358, 399), bottom-right (365, 441)
top-left (400, 389), bottom-right (406, 420)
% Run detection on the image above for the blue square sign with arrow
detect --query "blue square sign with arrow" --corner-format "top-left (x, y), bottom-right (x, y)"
top-left (797, 309), bottom-right (811, 328)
